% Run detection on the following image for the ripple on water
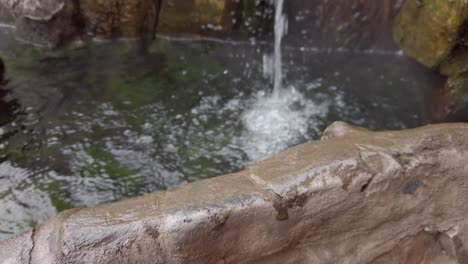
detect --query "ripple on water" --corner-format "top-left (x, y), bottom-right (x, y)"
top-left (0, 31), bottom-right (434, 239)
top-left (0, 162), bottom-right (56, 239)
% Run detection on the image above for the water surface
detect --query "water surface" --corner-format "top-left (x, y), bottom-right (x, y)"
top-left (0, 27), bottom-right (435, 239)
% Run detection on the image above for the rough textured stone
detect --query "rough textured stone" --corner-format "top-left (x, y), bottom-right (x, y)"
top-left (0, 0), bottom-right (64, 20)
top-left (80, 0), bottom-right (160, 39)
top-left (1, 123), bottom-right (468, 263)
top-left (0, 0), bottom-right (164, 46)
top-left (0, 230), bottom-right (33, 264)
top-left (432, 74), bottom-right (468, 122)
top-left (286, 0), bottom-right (403, 50)
top-left (1, 0), bottom-right (403, 47)
top-left (0, 57), bottom-right (4, 83)
top-left (394, 0), bottom-right (468, 68)
top-left (1, 0), bottom-right (271, 45)
top-left (0, 0), bottom-right (80, 47)
top-left (0, 3), bottom-right (14, 24)
top-left (158, 0), bottom-right (239, 37)
top-left (16, 3), bottom-right (80, 47)
top-left (439, 47), bottom-right (468, 77)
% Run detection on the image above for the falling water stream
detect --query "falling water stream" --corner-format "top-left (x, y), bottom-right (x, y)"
top-left (241, 0), bottom-right (313, 161)
top-left (264, 0), bottom-right (287, 95)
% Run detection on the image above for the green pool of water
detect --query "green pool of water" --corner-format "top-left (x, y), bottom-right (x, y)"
top-left (0, 27), bottom-right (437, 239)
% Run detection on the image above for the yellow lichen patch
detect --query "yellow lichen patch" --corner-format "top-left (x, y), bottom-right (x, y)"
top-left (394, 0), bottom-right (468, 68)
top-left (439, 47), bottom-right (468, 76)
top-left (195, 0), bottom-right (228, 24)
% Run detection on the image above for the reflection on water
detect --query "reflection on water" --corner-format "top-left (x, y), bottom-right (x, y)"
top-left (0, 27), bottom-right (436, 239)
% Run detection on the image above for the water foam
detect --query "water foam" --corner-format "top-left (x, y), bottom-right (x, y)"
top-left (240, 87), bottom-right (323, 161)
top-left (240, 0), bottom-right (314, 161)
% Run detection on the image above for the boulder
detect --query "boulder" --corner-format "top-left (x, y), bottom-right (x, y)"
top-left (393, 0), bottom-right (468, 68)
top-left (0, 0), bottom-right (64, 20)
top-left (1, 123), bottom-right (468, 263)
top-left (432, 74), bottom-right (468, 122)
top-left (439, 47), bottom-right (468, 77)
top-left (0, 0), bottom-right (80, 47)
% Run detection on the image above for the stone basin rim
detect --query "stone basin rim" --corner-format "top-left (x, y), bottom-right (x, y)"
top-left (1, 122), bottom-right (468, 263)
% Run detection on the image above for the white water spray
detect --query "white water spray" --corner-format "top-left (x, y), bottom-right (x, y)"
top-left (240, 0), bottom-right (321, 161)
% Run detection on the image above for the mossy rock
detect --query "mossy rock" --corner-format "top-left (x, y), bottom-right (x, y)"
top-left (439, 47), bottom-right (468, 76)
top-left (394, 0), bottom-right (468, 68)
top-left (447, 74), bottom-right (468, 111)
top-left (433, 74), bottom-right (468, 121)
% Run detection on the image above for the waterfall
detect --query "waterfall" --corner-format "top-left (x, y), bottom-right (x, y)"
top-left (263, 0), bottom-right (288, 96)
top-left (240, 0), bottom-right (318, 162)
top-left (273, 0), bottom-right (287, 95)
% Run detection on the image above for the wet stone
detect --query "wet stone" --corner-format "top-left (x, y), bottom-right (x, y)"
top-left (80, 0), bottom-right (161, 39)
top-left (394, 0), bottom-right (468, 68)
top-left (432, 74), bottom-right (468, 122)
top-left (0, 57), bottom-right (4, 83)
top-left (158, 0), bottom-right (238, 36)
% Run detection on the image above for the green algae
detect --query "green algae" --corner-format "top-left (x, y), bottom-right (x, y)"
top-left (0, 37), bottom-right (233, 214)
top-left (447, 75), bottom-right (468, 111)
top-left (394, 0), bottom-right (468, 68)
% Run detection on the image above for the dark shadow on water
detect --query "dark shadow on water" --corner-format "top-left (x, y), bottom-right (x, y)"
top-left (0, 58), bottom-right (20, 127)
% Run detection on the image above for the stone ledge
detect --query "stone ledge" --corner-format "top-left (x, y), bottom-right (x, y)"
top-left (1, 122), bottom-right (468, 263)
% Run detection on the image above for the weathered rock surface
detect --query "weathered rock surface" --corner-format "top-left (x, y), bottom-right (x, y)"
top-left (0, 3), bottom-right (14, 24)
top-left (80, 0), bottom-right (160, 38)
top-left (0, 57), bottom-right (4, 83)
top-left (432, 74), bottom-right (468, 122)
top-left (393, 0), bottom-right (468, 122)
top-left (0, 0), bottom-right (274, 46)
top-left (0, 0), bottom-right (64, 20)
top-left (286, 0), bottom-right (403, 50)
top-left (394, 0), bottom-right (468, 68)
top-left (0, 0), bottom-right (79, 47)
top-left (158, 0), bottom-right (233, 36)
top-left (0, 0), bottom-right (163, 46)
top-left (157, 0), bottom-right (254, 37)
top-left (0, 122), bottom-right (468, 263)
top-left (439, 48), bottom-right (468, 77)
top-left (0, 0), bottom-right (405, 47)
